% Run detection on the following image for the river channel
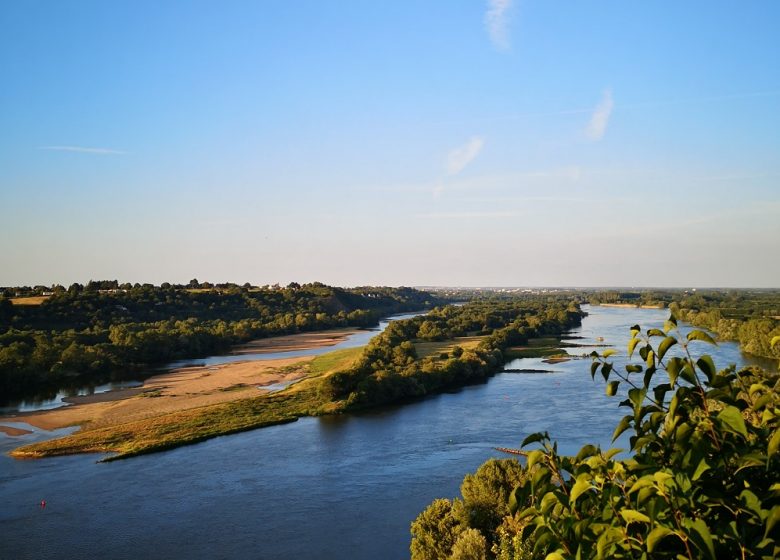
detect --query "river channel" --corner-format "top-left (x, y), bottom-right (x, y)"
top-left (0, 306), bottom-right (769, 559)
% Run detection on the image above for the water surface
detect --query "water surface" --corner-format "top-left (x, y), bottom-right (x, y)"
top-left (0, 306), bottom-right (769, 560)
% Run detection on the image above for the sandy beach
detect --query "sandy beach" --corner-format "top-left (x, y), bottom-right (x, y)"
top-left (0, 327), bottom-right (361, 436)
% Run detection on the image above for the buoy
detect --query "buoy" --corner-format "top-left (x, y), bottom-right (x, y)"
top-left (40, 500), bottom-right (46, 509)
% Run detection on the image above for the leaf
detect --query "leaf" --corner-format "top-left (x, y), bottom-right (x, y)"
top-left (606, 381), bottom-right (619, 396)
top-left (544, 552), bottom-right (566, 560)
top-left (604, 448), bottom-right (624, 460)
top-left (718, 406), bottom-right (748, 438)
top-left (576, 444), bottom-right (599, 461)
top-left (625, 364), bottom-right (642, 374)
top-left (765, 505), bottom-right (780, 540)
top-left (602, 348), bottom-right (617, 358)
top-left (527, 449), bottom-right (544, 469)
top-left (569, 474), bottom-right (592, 505)
top-left (612, 415), bottom-right (632, 442)
top-left (771, 335), bottom-right (780, 349)
top-left (686, 329), bottom-right (717, 345)
top-left (590, 361), bottom-right (600, 380)
top-left (688, 518), bottom-right (716, 560)
top-left (664, 315), bottom-right (677, 333)
top-left (522, 432), bottom-right (548, 447)
top-left (666, 357), bottom-right (682, 386)
top-left (696, 355), bottom-right (716, 382)
top-left (692, 457), bottom-right (710, 481)
top-left (647, 526), bottom-right (674, 552)
top-left (657, 336), bottom-right (677, 361)
top-left (647, 328), bottom-right (666, 337)
top-left (620, 509), bottom-right (651, 524)
top-left (628, 337), bottom-right (641, 358)
top-left (768, 429), bottom-right (780, 458)
top-left (630, 324), bottom-right (640, 338)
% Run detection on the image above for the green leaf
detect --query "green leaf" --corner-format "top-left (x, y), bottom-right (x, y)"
top-left (576, 444), bottom-right (599, 461)
top-left (522, 432), bottom-right (548, 447)
top-left (765, 505), bottom-right (780, 540)
top-left (625, 364), bottom-right (642, 374)
top-left (602, 348), bottom-right (617, 358)
top-left (526, 449), bottom-right (544, 469)
top-left (620, 509), bottom-right (651, 524)
top-left (696, 355), bottom-right (716, 382)
top-left (718, 406), bottom-right (748, 438)
top-left (771, 335), bottom-right (780, 349)
top-left (647, 526), bottom-right (674, 552)
top-left (612, 415), bottom-right (632, 441)
top-left (647, 328), bottom-right (666, 337)
top-left (666, 357), bottom-right (681, 386)
top-left (606, 381), bottom-right (619, 396)
top-left (544, 552), bottom-right (566, 560)
top-left (628, 337), bottom-right (641, 358)
top-left (569, 474), bottom-right (592, 505)
top-left (604, 448), bottom-right (624, 460)
top-left (686, 329), bottom-right (717, 345)
top-left (645, 349), bottom-right (655, 368)
top-left (664, 315), bottom-right (677, 333)
top-left (630, 324), bottom-right (640, 338)
top-left (590, 361), bottom-right (600, 380)
top-left (692, 457), bottom-right (710, 481)
top-left (768, 429), bottom-right (780, 457)
top-left (688, 518), bottom-right (716, 560)
top-left (657, 336), bottom-right (677, 361)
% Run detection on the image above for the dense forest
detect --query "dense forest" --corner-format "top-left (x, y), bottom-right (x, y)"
top-left (321, 297), bottom-right (584, 410)
top-left (0, 281), bottom-right (441, 404)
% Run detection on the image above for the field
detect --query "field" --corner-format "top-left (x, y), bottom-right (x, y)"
top-left (9, 295), bottom-right (50, 305)
top-left (414, 336), bottom-right (484, 358)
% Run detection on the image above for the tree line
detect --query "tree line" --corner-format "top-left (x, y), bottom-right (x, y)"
top-left (320, 298), bottom-right (584, 410)
top-left (0, 282), bottom-right (441, 404)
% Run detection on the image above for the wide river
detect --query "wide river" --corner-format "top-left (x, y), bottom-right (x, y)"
top-left (0, 306), bottom-right (770, 559)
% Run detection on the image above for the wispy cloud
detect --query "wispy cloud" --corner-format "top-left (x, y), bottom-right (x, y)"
top-left (38, 145), bottom-right (127, 155)
top-left (446, 136), bottom-right (485, 175)
top-left (416, 210), bottom-right (523, 219)
top-left (586, 89), bottom-right (614, 140)
top-left (485, 0), bottom-right (512, 51)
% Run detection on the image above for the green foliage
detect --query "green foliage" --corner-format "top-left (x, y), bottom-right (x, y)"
top-left (411, 459), bottom-right (528, 559)
top-left (415, 319), bottom-right (779, 559)
top-left (504, 321), bottom-right (779, 559)
top-left (0, 283), bottom-right (439, 403)
top-left (323, 300), bottom-right (584, 410)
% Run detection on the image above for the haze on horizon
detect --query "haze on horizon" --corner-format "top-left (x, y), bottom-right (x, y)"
top-left (1, 1), bottom-right (779, 288)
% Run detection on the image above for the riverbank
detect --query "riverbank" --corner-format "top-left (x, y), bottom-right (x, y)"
top-left (7, 347), bottom-right (364, 460)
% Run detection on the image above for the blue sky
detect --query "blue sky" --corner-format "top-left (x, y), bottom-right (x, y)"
top-left (1, 1), bottom-right (778, 287)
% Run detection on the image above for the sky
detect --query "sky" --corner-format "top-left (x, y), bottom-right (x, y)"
top-left (1, 1), bottom-right (779, 288)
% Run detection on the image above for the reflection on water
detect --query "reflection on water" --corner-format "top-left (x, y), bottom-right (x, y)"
top-left (0, 305), bottom-right (773, 560)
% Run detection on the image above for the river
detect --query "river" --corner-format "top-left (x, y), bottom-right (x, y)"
top-left (0, 305), bottom-right (770, 559)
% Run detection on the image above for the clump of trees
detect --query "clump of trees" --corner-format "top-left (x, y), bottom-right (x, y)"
top-left (411, 317), bottom-right (779, 559)
top-left (320, 300), bottom-right (584, 410)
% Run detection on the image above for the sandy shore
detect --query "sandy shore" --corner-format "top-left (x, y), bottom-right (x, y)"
top-left (231, 328), bottom-right (361, 354)
top-left (0, 357), bottom-right (312, 433)
top-left (0, 425), bottom-right (33, 436)
top-left (0, 328), bottom-right (361, 436)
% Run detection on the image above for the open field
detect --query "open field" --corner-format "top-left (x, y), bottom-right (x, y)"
top-left (503, 336), bottom-right (567, 360)
top-left (414, 336), bottom-right (484, 358)
top-left (9, 295), bottom-right (51, 305)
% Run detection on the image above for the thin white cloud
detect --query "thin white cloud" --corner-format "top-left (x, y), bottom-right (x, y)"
top-left (446, 136), bottom-right (485, 175)
top-left (39, 145), bottom-right (127, 155)
top-left (416, 210), bottom-right (523, 219)
top-left (485, 0), bottom-right (512, 51)
top-left (586, 89), bottom-right (614, 140)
